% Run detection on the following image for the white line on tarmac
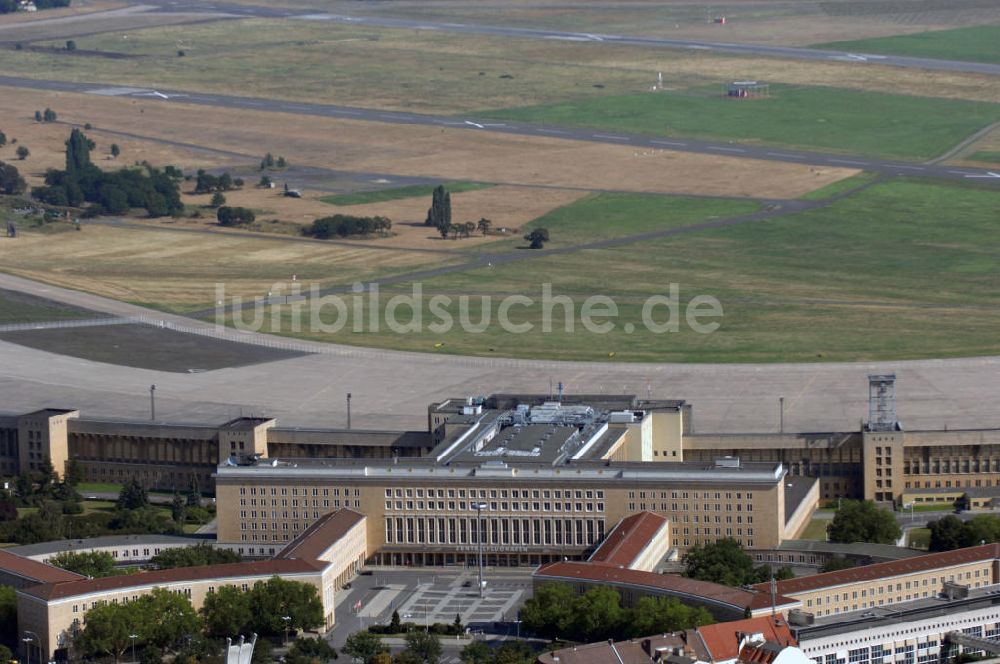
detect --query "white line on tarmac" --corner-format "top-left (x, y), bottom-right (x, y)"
top-left (593, 134), bottom-right (629, 140)
top-left (708, 146), bottom-right (746, 153)
top-left (650, 140), bottom-right (687, 146)
top-left (767, 152), bottom-right (803, 158)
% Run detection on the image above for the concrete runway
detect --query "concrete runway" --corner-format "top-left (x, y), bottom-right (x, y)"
top-left (1, 75), bottom-right (998, 184)
top-left (1, 274), bottom-right (998, 434)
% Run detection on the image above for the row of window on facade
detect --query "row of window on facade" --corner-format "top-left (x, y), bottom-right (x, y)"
top-left (383, 515), bottom-right (607, 547)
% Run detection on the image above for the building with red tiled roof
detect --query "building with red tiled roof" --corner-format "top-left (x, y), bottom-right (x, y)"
top-left (751, 543), bottom-right (1000, 619)
top-left (9, 511), bottom-right (370, 662)
top-left (588, 511), bottom-right (670, 572)
top-left (534, 561), bottom-right (800, 620)
top-left (537, 616), bottom-right (808, 664)
top-left (0, 549), bottom-right (85, 589)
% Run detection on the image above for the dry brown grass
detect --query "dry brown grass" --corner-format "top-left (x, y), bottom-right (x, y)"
top-left (0, 86), bottom-right (855, 200)
top-left (0, 223), bottom-right (457, 310)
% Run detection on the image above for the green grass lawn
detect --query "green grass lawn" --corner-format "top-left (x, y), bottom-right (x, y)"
top-left (908, 528), bottom-right (931, 550)
top-left (0, 288), bottom-right (100, 325)
top-left (484, 85), bottom-right (1000, 160)
top-left (968, 151), bottom-right (1000, 165)
top-left (798, 518), bottom-right (829, 541)
top-left (77, 482), bottom-right (124, 494)
top-left (816, 26), bottom-right (1000, 65)
top-left (320, 183), bottom-right (493, 207)
top-left (254, 179), bottom-right (1000, 363)
top-left (478, 192), bottom-right (760, 249)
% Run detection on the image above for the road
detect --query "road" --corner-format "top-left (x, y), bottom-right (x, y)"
top-left (0, 75), bottom-right (997, 183)
top-left (118, 0), bottom-right (1000, 77)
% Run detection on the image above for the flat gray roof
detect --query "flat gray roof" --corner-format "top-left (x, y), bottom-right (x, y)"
top-left (8, 534), bottom-right (208, 557)
top-left (776, 540), bottom-right (924, 560)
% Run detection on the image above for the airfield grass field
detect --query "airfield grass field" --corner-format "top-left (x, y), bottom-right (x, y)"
top-left (484, 85), bottom-right (1000, 160)
top-left (486, 192), bottom-right (762, 247)
top-left (817, 25), bottom-right (1000, 65)
top-left (242, 178), bottom-right (1000, 363)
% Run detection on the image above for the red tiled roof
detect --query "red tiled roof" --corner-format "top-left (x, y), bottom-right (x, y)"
top-left (697, 616), bottom-right (795, 661)
top-left (0, 549), bottom-right (86, 584)
top-left (20, 558), bottom-right (326, 601)
top-left (536, 561), bottom-right (796, 611)
top-left (753, 542), bottom-right (1000, 596)
top-left (276, 508), bottom-right (365, 560)
top-left (589, 511), bottom-right (668, 568)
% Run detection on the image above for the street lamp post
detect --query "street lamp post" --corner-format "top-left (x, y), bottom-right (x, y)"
top-left (129, 634), bottom-right (138, 663)
top-left (282, 616), bottom-right (291, 647)
top-left (472, 502), bottom-right (488, 599)
top-left (23, 630), bottom-right (40, 664)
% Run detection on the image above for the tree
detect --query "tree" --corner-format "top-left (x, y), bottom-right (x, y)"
top-left (288, 638), bottom-right (338, 664)
top-left (65, 40), bottom-right (76, 50)
top-left (493, 642), bottom-right (536, 664)
top-left (477, 218), bottom-right (491, 236)
top-left (389, 610), bottom-right (401, 633)
top-left (252, 638), bottom-right (274, 664)
top-left (520, 582), bottom-right (575, 639)
top-left (524, 228), bottom-right (549, 249)
top-left (626, 596), bottom-right (712, 639)
top-left (827, 500), bottom-right (901, 544)
top-left (217, 206), bottom-right (255, 226)
top-left (0, 496), bottom-right (16, 522)
top-left (403, 632), bottom-right (441, 664)
top-left (0, 130), bottom-right (6, 147)
top-left (425, 185), bottom-right (451, 229)
top-left (820, 557), bottom-right (857, 573)
top-left (0, 161), bottom-right (26, 195)
top-left (35, 110), bottom-right (42, 122)
top-left (65, 128), bottom-right (95, 176)
top-left (567, 586), bottom-right (623, 642)
top-left (111, 143), bottom-right (121, 158)
top-left (342, 631), bottom-right (388, 664)
top-left (248, 576), bottom-right (324, 635)
top-left (0, 585), bottom-right (17, 646)
top-left (44, 107), bottom-right (58, 122)
top-left (460, 642), bottom-right (491, 664)
top-left (76, 601), bottom-right (134, 662)
top-left (152, 543), bottom-right (241, 570)
top-left (0, 644), bottom-right (12, 664)
top-left (171, 492), bottom-right (186, 523)
top-left (117, 479), bottom-right (149, 510)
top-left (140, 588), bottom-right (201, 650)
top-left (276, 156), bottom-right (287, 169)
top-left (49, 550), bottom-right (119, 577)
top-left (683, 538), bottom-right (763, 587)
top-left (437, 223), bottom-right (451, 240)
top-left (258, 175), bottom-right (272, 188)
top-left (209, 191), bottom-right (226, 208)
top-left (201, 585), bottom-right (252, 637)
top-left (65, 458), bottom-right (84, 487)
top-left (16, 145), bottom-right (29, 160)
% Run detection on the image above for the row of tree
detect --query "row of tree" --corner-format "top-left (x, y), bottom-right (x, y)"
top-left (72, 577), bottom-right (323, 663)
top-left (928, 514), bottom-right (1000, 552)
top-left (194, 170), bottom-right (244, 194)
top-left (47, 543), bottom-right (241, 579)
top-left (343, 631), bottom-right (445, 664)
top-left (217, 206), bottom-right (256, 226)
top-left (306, 214), bottom-right (393, 239)
top-left (520, 582), bottom-right (712, 642)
